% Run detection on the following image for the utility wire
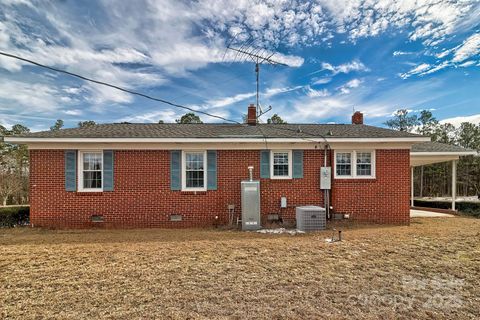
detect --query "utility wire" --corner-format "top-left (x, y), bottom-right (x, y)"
top-left (0, 51), bottom-right (333, 145)
top-left (0, 51), bottom-right (241, 124)
top-left (168, 68), bottom-right (253, 103)
top-left (264, 124), bottom-right (330, 144)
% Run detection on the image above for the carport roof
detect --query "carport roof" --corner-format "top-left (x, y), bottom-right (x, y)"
top-left (411, 141), bottom-right (476, 155)
top-left (410, 141), bottom-right (477, 167)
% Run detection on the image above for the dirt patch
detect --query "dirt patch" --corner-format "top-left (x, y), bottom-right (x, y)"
top-left (1, 217), bottom-right (479, 319)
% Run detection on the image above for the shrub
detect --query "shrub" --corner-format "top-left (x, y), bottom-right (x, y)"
top-left (0, 206), bottom-right (30, 227)
top-left (414, 200), bottom-right (480, 218)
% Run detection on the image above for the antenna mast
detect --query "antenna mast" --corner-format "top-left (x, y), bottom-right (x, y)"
top-left (226, 44), bottom-right (288, 119)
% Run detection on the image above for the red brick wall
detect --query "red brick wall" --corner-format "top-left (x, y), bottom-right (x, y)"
top-left (331, 149), bottom-right (411, 224)
top-left (29, 148), bottom-right (410, 228)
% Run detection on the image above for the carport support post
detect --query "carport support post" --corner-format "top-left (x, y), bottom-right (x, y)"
top-left (452, 160), bottom-right (457, 211)
top-left (420, 165), bottom-right (424, 198)
top-left (411, 166), bottom-right (414, 207)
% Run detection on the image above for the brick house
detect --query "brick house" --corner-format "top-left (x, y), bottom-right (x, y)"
top-left (4, 106), bottom-right (474, 228)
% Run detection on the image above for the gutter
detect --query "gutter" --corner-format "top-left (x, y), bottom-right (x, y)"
top-left (411, 151), bottom-right (478, 156)
top-left (4, 136), bottom-right (431, 144)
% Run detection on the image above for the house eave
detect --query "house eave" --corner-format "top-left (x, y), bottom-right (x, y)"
top-left (410, 151), bottom-right (477, 156)
top-left (4, 136), bottom-right (431, 144)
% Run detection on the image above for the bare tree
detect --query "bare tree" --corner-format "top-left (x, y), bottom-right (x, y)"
top-left (0, 173), bottom-right (22, 206)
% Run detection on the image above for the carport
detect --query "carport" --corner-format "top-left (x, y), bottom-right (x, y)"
top-left (410, 141), bottom-right (477, 211)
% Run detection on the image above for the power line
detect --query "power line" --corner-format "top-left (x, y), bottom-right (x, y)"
top-left (263, 124), bottom-right (330, 144)
top-left (168, 68), bottom-right (253, 102)
top-left (0, 51), bottom-right (334, 145)
top-left (0, 51), bottom-right (241, 124)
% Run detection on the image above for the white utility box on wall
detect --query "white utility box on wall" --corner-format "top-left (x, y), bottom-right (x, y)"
top-left (320, 167), bottom-right (331, 190)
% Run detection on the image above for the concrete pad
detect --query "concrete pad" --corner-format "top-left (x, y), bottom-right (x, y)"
top-left (410, 209), bottom-right (454, 218)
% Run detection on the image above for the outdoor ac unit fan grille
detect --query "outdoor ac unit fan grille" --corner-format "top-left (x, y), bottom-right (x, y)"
top-left (296, 206), bottom-right (326, 232)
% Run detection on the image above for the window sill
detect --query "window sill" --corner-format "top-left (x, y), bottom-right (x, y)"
top-left (75, 191), bottom-right (104, 196)
top-left (334, 176), bottom-right (376, 180)
top-left (179, 190), bottom-right (208, 195)
top-left (78, 189), bottom-right (103, 192)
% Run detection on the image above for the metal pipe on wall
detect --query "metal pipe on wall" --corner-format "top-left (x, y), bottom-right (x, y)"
top-left (324, 144), bottom-right (331, 219)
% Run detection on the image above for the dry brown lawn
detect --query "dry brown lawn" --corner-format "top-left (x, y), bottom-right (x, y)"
top-left (1, 217), bottom-right (479, 319)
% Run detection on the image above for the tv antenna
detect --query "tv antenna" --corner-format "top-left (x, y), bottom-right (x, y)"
top-left (225, 39), bottom-right (288, 119)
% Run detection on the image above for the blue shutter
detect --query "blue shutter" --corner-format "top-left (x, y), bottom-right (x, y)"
top-left (207, 150), bottom-right (217, 190)
top-left (65, 150), bottom-right (76, 191)
top-left (170, 150), bottom-right (181, 190)
top-left (103, 150), bottom-right (114, 191)
top-left (292, 150), bottom-right (304, 178)
top-left (260, 150), bottom-right (270, 178)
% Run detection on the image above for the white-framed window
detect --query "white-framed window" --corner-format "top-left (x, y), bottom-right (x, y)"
top-left (334, 150), bottom-right (375, 179)
top-left (78, 151), bottom-right (103, 192)
top-left (271, 150), bottom-right (292, 179)
top-left (335, 152), bottom-right (352, 176)
top-left (182, 150), bottom-right (207, 191)
top-left (356, 152), bottom-right (373, 176)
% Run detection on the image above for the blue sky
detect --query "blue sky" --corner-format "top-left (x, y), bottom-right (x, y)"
top-left (0, 0), bottom-right (479, 131)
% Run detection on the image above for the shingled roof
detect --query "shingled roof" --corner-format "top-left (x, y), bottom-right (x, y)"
top-left (7, 123), bottom-right (426, 139)
top-left (411, 141), bottom-right (477, 154)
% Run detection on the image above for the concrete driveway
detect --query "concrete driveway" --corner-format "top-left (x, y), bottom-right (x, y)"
top-left (410, 209), bottom-right (455, 218)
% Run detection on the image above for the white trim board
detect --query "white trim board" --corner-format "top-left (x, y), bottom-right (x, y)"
top-left (4, 136), bottom-right (430, 144)
top-left (21, 141), bottom-right (420, 150)
top-left (411, 151), bottom-right (477, 156)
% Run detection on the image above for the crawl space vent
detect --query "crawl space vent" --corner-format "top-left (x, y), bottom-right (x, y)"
top-left (170, 214), bottom-right (183, 222)
top-left (91, 215), bottom-right (104, 223)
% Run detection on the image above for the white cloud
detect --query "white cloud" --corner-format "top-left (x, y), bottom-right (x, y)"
top-left (400, 63), bottom-right (431, 79)
top-left (64, 109), bottom-right (83, 116)
top-left (440, 114), bottom-right (480, 127)
top-left (393, 51), bottom-right (413, 56)
top-left (278, 77), bottom-right (449, 123)
top-left (269, 52), bottom-right (304, 67)
top-left (63, 87), bottom-right (83, 95)
top-left (0, 80), bottom-right (69, 112)
top-left (402, 32), bottom-right (480, 78)
top-left (206, 92), bottom-right (256, 108)
top-left (452, 33), bottom-right (480, 63)
top-left (203, 85), bottom-right (303, 109)
top-left (264, 85), bottom-right (303, 98)
top-left (312, 77), bottom-right (332, 85)
top-left (338, 78), bottom-right (362, 94)
top-left (321, 0), bottom-right (477, 45)
top-left (0, 0), bottom-right (34, 7)
top-left (436, 49), bottom-right (453, 59)
top-left (317, 60), bottom-right (369, 76)
top-left (458, 61), bottom-right (476, 68)
top-left (305, 86), bottom-right (330, 98)
top-left (119, 109), bottom-right (179, 123)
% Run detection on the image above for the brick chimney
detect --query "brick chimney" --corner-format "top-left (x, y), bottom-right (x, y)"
top-left (352, 111), bottom-right (364, 125)
top-left (247, 104), bottom-right (257, 125)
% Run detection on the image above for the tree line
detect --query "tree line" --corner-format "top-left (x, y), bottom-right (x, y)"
top-left (385, 109), bottom-right (480, 198)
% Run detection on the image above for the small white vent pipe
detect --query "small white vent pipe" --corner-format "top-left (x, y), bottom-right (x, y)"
top-left (248, 166), bottom-right (254, 181)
